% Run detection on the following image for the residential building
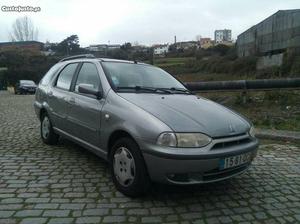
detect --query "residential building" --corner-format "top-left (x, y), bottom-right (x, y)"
top-left (153, 44), bottom-right (169, 55)
top-left (214, 29), bottom-right (232, 44)
top-left (0, 41), bottom-right (44, 52)
top-left (87, 44), bottom-right (121, 52)
top-left (200, 38), bottom-right (213, 49)
top-left (131, 45), bottom-right (149, 53)
top-left (175, 41), bottom-right (199, 50)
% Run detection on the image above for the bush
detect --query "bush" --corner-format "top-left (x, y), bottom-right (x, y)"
top-left (290, 56), bottom-right (300, 75)
top-left (162, 54), bottom-right (257, 76)
top-left (0, 49), bottom-right (60, 86)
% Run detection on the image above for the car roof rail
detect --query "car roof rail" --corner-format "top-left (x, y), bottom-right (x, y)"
top-left (59, 54), bottom-right (95, 62)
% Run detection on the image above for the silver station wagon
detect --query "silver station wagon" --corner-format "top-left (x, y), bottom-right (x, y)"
top-left (34, 54), bottom-right (259, 197)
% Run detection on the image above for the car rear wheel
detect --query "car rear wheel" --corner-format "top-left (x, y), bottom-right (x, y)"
top-left (40, 113), bottom-right (59, 145)
top-left (109, 137), bottom-right (150, 197)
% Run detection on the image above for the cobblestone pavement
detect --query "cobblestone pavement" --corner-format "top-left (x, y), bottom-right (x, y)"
top-left (0, 91), bottom-right (299, 224)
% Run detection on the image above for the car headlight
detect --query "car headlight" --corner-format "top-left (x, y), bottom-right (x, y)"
top-left (249, 126), bottom-right (255, 138)
top-left (157, 132), bottom-right (177, 147)
top-left (157, 132), bottom-right (212, 148)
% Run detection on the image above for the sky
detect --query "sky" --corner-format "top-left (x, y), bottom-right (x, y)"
top-left (0, 0), bottom-right (299, 47)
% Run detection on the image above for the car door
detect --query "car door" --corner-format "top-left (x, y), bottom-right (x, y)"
top-left (48, 63), bottom-right (79, 131)
top-left (66, 62), bottom-right (104, 147)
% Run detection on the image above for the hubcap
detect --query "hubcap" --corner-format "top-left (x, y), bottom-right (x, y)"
top-left (42, 116), bottom-right (50, 139)
top-left (113, 147), bottom-right (136, 187)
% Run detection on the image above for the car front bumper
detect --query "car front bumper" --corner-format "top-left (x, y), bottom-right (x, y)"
top-left (20, 88), bottom-right (36, 93)
top-left (141, 134), bottom-right (259, 184)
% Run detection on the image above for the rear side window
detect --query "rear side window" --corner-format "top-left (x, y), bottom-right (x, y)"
top-left (40, 63), bottom-right (62, 86)
top-left (56, 63), bottom-right (78, 90)
top-left (75, 63), bottom-right (101, 92)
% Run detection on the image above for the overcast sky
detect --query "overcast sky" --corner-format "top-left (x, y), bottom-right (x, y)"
top-left (0, 0), bottom-right (299, 47)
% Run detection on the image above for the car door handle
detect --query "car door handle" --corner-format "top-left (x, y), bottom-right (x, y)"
top-left (69, 98), bottom-right (75, 104)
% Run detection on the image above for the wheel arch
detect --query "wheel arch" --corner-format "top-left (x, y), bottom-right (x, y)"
top-left (107, 130), bottom-right (137, 158)
top-left (39, 108), bottom-right (47, 121)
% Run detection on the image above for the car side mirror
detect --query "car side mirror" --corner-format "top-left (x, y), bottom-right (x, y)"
top-left (78, 84), bottom-right (102, 99)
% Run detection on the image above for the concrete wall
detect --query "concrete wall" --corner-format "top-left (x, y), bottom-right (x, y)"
top-left (256, 53), bottom-right (284, 70)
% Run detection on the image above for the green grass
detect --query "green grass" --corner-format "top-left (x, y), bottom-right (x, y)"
top-left (154, 57), bottom-right (195, 67)
top-left (199, 90), bottom-right (300, 131)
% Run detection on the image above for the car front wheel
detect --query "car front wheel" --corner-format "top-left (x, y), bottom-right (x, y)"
top-left (109, 137), bottom-right (150, 197)
top-left (40, 113), bottom-right (59, 145)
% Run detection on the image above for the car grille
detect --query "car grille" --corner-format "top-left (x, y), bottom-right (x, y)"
top-left (166, 163), bottom-right (250, 183)
top-left (211, 134), bottom-right (252, 150)
top-left (202, 164), bottom-right (249, 181)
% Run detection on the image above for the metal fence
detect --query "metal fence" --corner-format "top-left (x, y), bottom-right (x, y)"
top-left (185, 78), bottom-right (300, 92)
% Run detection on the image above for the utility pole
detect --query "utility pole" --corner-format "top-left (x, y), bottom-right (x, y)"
top-left (66, 42), bottom-right (71, 56)
top-left (149, 47), bottom-right (154, 65)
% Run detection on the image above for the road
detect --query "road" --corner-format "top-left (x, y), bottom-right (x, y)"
top-left (0, 91), bottom-right (299, 224)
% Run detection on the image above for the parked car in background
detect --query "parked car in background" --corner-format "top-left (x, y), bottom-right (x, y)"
top-left (15, 80), bottom-right (37, 94)
top-left (34, 54), bottom-right (259, 197)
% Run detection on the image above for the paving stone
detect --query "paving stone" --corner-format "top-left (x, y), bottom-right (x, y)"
top-left (43, 210), bottom-right (70, 217)
top-left (15, 210), bottom-right (43, 217)
top-left (1, 198), bottom-right (23, 204)
top-left (20, 218), bottom-right (48, 224)
top-left (127, 208), bottom-right (149, 215)
top-left (102, 216), bottom-right (126, 223)
top-left (150, 207), bottom-right (174, 215)
top-left (60, 203), bottom-right (85, 210)
top-left (0, 211), bottom-right (15, 218)
top-left (25, 198), bottom-right (50, 203)
top-left (75, 216), bottom-right (102, 223)
top-left (254, 212), bottom-right (268, 220)
top-left (34, 203), bottom-right (59, 209)
top-left (82, 208), bottom-right (109, 216)
top-left (48, 218), bottom-right (74, 224)
top-left (141, 216), bottom-right (162, 223)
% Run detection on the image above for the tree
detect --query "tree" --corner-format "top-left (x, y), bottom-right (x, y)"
top-left (55, 35), bottom-right (81, 55)
top-left (121, 42), bottom-right (132, 51)
top-left (0, 48), bottom-right (60, 86)
top-left (10, 16), bottom-right (38, 41)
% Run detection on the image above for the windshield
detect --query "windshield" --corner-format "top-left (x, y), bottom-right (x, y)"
top-left (20, 80), bottom-right (35, 85)
top-left (102, 62), bottom-right (186, 91)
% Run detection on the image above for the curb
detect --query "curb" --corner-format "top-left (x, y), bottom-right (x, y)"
top-left (256, 128), bottom-right (300, 143)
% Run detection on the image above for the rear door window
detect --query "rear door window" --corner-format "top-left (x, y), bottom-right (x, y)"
top-left (40, 63), bottom-right (63, 86)
top-left (56, 63), bottom-right (78, 90)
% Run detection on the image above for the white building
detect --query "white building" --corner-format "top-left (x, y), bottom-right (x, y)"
top-left (87, 44), bottom-right (121, 52)
top-left (153, 44), bottom-right (169, 55)
top-left (214, 29), bottom-right (232, 44)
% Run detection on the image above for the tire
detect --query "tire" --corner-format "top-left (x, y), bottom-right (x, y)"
top-left (40, 112), bottom-right (59, 145)
top-left (109, 137), bottom-right (150, 197)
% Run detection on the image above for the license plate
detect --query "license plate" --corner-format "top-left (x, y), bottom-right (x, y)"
top-left (219, 152), bottom-right (252, 170)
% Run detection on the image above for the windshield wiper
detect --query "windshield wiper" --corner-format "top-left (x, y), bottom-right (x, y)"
top-left (116, 86), bottom-right (172, 94)
top-left (168, 87), bottom-right (192, 94)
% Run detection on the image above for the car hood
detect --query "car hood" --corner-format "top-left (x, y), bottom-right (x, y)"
top-left (118, 93), bottom-right (250, 138)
